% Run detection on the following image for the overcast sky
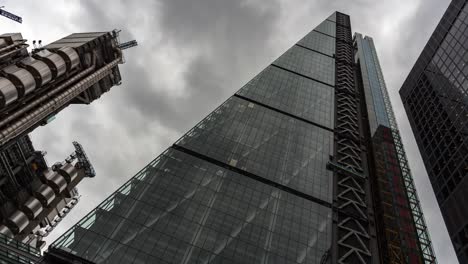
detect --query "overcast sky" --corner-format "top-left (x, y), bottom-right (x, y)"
top-left (0, 0), bottom-right (458, 262)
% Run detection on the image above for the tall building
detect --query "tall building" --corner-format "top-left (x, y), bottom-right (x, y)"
top-left (46, 12), bottom-right (435, 264)
top-left (399, 0), bottom-right (468, 262)
top-left (0, 30), bottom-right (134, 262)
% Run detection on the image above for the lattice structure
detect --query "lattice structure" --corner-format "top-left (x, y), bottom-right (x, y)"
top-left (330, 12), bottom-right (376, 264)
top-left (367, 36), bottom-right (437, 264)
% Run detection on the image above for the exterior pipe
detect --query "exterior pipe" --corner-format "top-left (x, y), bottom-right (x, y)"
top-left (0, 57), bottom-right (121, 146)
top-left (0, 40), bottom-right (26, 54)
top-left (0, 44), bottom-right (28, 60)
top-left (0, 64), bottom-right (96, 128)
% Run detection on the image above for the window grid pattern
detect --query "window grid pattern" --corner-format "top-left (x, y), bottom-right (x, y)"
top-left (297, 31), bottom-right (335, 56)
top-left (313, 20), bottom-right (336, 37)
top-left (327, 12), bottom-right (337, 22)
top-left (358, 36), bottom-right (390, 133)
top-left (405, 2), bottom-right (468, 212)
top-left (237, 66), bottom-right (334, 129)
top-left (176, 96), bottom-right (334, 202)
top-left (401, 1), bottom-right (468, 262)
top-left (51, 149), bottom-right (331, 264)
top-left (274, 46), bottom-right (335, 86)
top-left (356, 34), bottom-right (437, 263)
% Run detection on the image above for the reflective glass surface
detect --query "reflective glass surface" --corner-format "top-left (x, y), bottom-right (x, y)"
top-left (405, 2), bottom-right (468, 207)
top-left (274, 46), bottom-right (335, 86)
top-left (400, 2), bottom-right (468, 261)
top-left (313, 20), bottom-right (336, 37)
top-left (50, 13), bottom-right (338, 264)
top-left (355, 35), bottom-right (390, 134)
top-left (326, 12), bottom-right (337, 22)
top-left (52, 149), bottom-right (332, 264)
top-left (237, 66), bottom-right (334, 128)
top-left (177, 97), bottom-right (334, 202)
top-left (297, 31), bottom-right (335, 56)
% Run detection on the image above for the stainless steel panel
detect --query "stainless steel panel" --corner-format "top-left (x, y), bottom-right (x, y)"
top-left (0, 33), bottom-right (23, 42)
top-left (7, 210), bottom-right (29, 233)
top-left (58, 163), bottom-right (78, 183)
top-left (34, 184), bottom-right (55, 206)
top-left (57, 47), bottom-right (80, 70)
top-left (0, 77), bottom-right (18, 107)
top-left (36, 50), bottom-right (66, 77)
top-left (21, 57), bottom-right (52, 86)
top-left (3, 65), bottom-right (36, 95)
top-left (43, 169), bottom-right (56, 180)
top-left (0, 39), bottom-right (7, 48)
top-left (48, 173), bottom-right (67, 194)
top-left (22, 197), bottom-right (43, 219)
top-left (47, 53), bottom-right (67, 77)
top-left (0, 225), bottom-right (13, 238)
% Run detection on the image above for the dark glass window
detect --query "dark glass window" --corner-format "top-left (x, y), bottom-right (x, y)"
top-left (52, 149), bottom-right (332, 264)
top-left (313, 20), bottom-right (336, 37)
top-left (177, 96), bottom-right (334, 202)
top-left (238, 66), bottom-right (334, 128)
top-left (274, 46), bottom-right (335, 86)
top-left (297, 31), bottom-right (335, 56)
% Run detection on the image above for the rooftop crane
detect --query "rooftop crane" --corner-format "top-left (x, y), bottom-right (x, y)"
top-left (0, 6), bottom-right (22, 23)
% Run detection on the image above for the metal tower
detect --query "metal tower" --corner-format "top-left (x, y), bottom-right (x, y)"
top-left (0, 30), bottom-right (135, 262)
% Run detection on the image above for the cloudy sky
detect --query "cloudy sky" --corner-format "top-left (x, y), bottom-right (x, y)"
top-left (0, 0), bottom-right (458, 262)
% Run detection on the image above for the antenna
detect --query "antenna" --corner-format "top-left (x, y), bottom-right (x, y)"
top-left (0, 6), bottom-right (22, 23)
top-left (118, 40), bottom-right (138, 50)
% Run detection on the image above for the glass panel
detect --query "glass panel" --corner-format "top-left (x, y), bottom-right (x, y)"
top-left (177, 96), bottom-right (333, 202)
top-left (238, 66), bottom-right (334, 128)
top-left (313, 20), bottom-right (336, 37)
top-left (51, 149), bottom-right (332, 264)
top-left (297, 31), bottom-right (335, 56)
top-left (274, 46), bottom-right (335, 86)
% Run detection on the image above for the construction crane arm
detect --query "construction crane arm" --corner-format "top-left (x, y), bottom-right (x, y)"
top-left (0, 8), bottom-right (22, 23)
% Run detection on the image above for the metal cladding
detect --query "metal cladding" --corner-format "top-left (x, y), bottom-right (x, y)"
top-left (0, 225), bottom-right (13, 238)
top-left (56, 46), bottom-right (80, 71)
top-left (0, 77), bottom-right (17, 107)
top-left (6, 210), bottom-right (29, 234)
top-left (21, 197), bottom-right (43, 219)
top-left (0, 45), bottom-right (81, 112)
top-left (2, 65), bottom-right (36, 96)
top-left (34, 184), bottom-right (56, 207)
top-left (45, 171), bottom-right (67, 194)
top-left (57, 163), bottom-right (78, 183)
top-left (20, 57), bottom-right (52, 87)
top-left (0, 57), bottom-right (121, 147)
top-left (35, 50), bottom-right (67, 78)
top-left (0, 30), bottom-right (128, 255)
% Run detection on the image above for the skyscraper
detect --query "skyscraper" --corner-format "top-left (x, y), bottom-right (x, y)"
top-left (399, 0), bottom-right (468, 262)
top-left (46, 12), bottom-right (435, 264)
top-left (0, 30), bottom-right (134, 262)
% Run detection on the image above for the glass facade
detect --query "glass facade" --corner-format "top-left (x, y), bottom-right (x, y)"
top-left (52, 150), bottom-right (331, 264)
top-left (356, 34), bottom-right (436, 263)
top-left (45, 10), bottom-right (437, 264)
top-left (273, 46), bottom-right (335, 86)
top-left (48, 14), bottom-right (338, 264)
top-left (176, 97), bottom-right (333, 202)
top-left (297, 31), bottom-right (335, 56)
top-left (0, 233), bottom-right (41, 263)
top-left (355, 34), bottom-right (390, 134)
top-left (400, 0), bottom-right (468, 262)
top-left (237, 66), bottom-right (334, 128)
